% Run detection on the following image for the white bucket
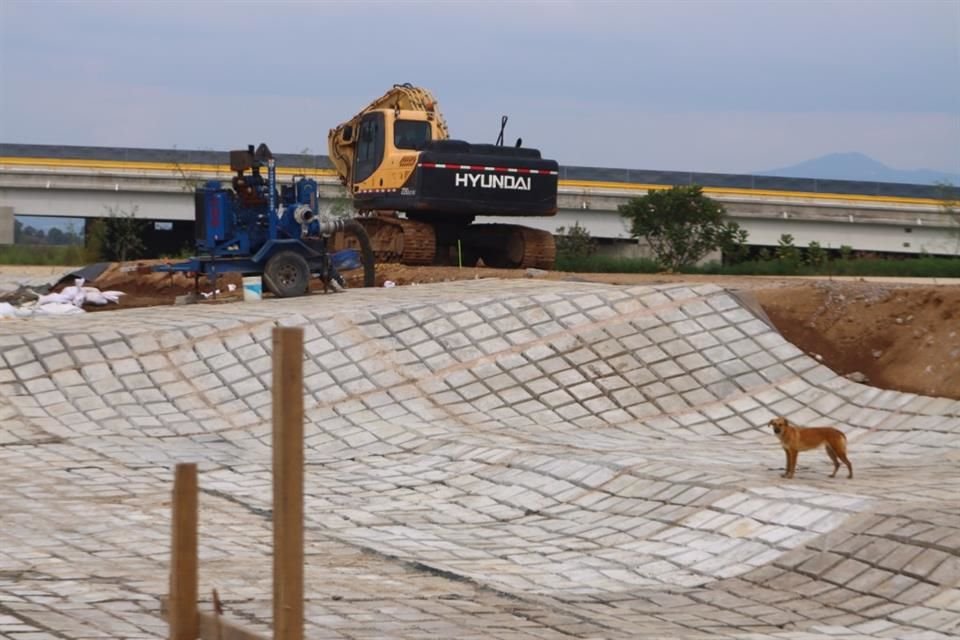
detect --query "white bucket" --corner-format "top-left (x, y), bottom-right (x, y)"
top-left (242, 276), bottom-right (263, 301)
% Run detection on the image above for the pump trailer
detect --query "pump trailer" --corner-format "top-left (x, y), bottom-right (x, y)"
top-left (155, 143), bottom-right (374, 297)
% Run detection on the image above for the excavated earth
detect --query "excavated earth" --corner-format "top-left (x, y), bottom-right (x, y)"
top-left (0, 263), bottom-right (958, 639)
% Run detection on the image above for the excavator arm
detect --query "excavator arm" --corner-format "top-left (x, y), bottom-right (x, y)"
top-left (327, 83), bottom-right (449, 187)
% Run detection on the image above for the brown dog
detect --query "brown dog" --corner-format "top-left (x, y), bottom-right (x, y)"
top-left (769, 416), bottom-right (853, 479)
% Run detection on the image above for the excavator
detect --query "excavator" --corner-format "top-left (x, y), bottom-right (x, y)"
top-left (327, 84), bottom-right (558, 269)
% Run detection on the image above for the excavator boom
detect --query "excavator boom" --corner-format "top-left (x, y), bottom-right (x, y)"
top-left (328, 83), bottom-right (449, 187)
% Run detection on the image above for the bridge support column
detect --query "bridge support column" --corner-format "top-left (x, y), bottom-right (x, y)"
top-left (0, 206), bottom-right (13, 245)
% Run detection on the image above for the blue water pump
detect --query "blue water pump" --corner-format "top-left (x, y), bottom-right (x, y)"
top-left (157, 143), bottom-right (374, 297)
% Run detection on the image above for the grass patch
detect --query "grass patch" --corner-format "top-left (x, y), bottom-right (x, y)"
top-left (556, 255), bottom-right (660, 274)
top-left (0, 244), bottom-right (90, 266)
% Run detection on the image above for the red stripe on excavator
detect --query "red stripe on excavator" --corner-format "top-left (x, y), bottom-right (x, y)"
top-left (418, 163), bottom-right (558, 176)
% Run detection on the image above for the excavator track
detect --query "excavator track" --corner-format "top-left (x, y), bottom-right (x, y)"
top-left (462, 224), bottom-right (556, 270)
top-left (512, 226), bottom-right (556, 270)
top-left (336, 214), bottom-right (437, 265)
top-left (333, 217), bottom-right (554, 269)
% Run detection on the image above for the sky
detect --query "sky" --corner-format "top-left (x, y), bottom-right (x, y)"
top-left (1, 0), bottom-right (958, 176)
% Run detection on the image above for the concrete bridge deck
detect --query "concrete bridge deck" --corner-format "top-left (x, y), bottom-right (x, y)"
top-left (1, 280), bottom-right (957, 639)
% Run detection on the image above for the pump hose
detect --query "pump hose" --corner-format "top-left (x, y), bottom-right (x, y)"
top-left (342, 218), bottom-right (376, 287)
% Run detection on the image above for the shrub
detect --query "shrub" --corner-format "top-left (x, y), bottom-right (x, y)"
top-left (555, 222), bottom-right (597, 262)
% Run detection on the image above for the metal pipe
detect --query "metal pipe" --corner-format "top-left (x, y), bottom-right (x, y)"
top-left (342, 218), bottom-right (375, 288)
top-left (268, 157), bottom-right (277, 239)
top-left (313, 216), bottom-right (375, 287)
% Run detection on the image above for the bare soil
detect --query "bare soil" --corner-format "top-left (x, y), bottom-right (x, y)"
top-left (753, 281), bottom-right (960, 399)
top-left (11, 261), bottom-right (960, 400)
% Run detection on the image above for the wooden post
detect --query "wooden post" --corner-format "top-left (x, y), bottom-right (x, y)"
top-left (272, 327), bottom-right (304, 640)
top-left (169, 463), bottom-right (198, 640)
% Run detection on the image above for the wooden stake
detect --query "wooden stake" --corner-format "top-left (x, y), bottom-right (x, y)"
top-left (272, 327), bottom-right (304, 640)
top-left (169, 463), bottom-right (198, 640)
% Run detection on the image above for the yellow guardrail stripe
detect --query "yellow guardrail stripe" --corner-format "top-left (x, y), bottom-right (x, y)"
top-left (0, 156), bottom-right (339, 177)
top-left (0, 156), bottom-right (943, 206)
top-left (558, 179), bottom-right (942, 206)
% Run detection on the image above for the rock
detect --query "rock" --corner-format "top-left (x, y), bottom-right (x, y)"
top-left (525, 268), bottom-right (548, 278)
top-left (846, 371), bottom-right (869, 383)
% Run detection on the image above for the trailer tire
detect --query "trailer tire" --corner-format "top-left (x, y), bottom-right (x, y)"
top-left (264, 250), bottom-right (310, 298)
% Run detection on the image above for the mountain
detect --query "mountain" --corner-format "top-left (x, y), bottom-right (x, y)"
top-left (756, 152), bottom-right (960, 186)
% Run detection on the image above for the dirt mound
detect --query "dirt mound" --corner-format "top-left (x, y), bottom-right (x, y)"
top-left (75, 260), bottom-right (242, 309)
top-left (753, 281), bottom-right (960, 399)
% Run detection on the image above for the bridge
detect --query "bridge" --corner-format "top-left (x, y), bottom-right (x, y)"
top-left (0, 143), bottom-right (956, 257)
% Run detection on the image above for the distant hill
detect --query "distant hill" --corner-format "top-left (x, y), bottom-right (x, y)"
top-left (756, 152), bottom-right (960, 186)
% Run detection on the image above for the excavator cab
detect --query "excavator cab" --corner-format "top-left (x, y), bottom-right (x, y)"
top-left (352, 112), bottom-right (385, 184)
top-left (394, 119), bottom-right (431, 150)
top-left (350, 109), bottom-right (436, 187)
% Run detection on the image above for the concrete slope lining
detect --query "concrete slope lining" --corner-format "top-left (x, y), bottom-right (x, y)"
top-left (0, 279), bottom-right (957, 639)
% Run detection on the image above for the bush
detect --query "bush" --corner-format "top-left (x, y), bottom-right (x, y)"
top-left (555, 222), bottom-right (597, 262)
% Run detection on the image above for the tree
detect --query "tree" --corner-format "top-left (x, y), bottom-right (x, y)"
top-left (17, 224), bottom-right (45, 244)
top-left (806, 241), bottom-right (827, 267)
top-left (46, 227), bottom-right (65, 245)
top-left (555, 221), bottom-right (597, 261)
top-left (721, 225), bottom-right (750, 264)
top-left (62, 222), bottom-right (83, 246)
top-left (90, 205), bottom-right (148, 262)
top-left (775, 234), bottom-right (800, 265)
top-left (85, 218), bottom-right (106, 262)
top-left (619, 184), bottom-right (747, 271)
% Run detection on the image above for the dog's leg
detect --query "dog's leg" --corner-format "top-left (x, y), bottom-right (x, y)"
top-left (836, 435), bottom-right (853, 479)
top-left (838, 451), bottom-right (853, 479)
top-left (783, 449), bottom-right (797, 478)
top-left (825, 445), bottom-right (840, 478)
top-left (782, 449), bottom-right (791, 478)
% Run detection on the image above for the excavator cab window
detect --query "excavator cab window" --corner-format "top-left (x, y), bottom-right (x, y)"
top-left (394, 120), bottom-right (431, 150)
top-left (354, 112), bottom-right (385, 183)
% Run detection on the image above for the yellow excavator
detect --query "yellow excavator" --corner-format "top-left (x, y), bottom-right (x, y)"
top-left (327, 83), bottom-right (558, 269)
